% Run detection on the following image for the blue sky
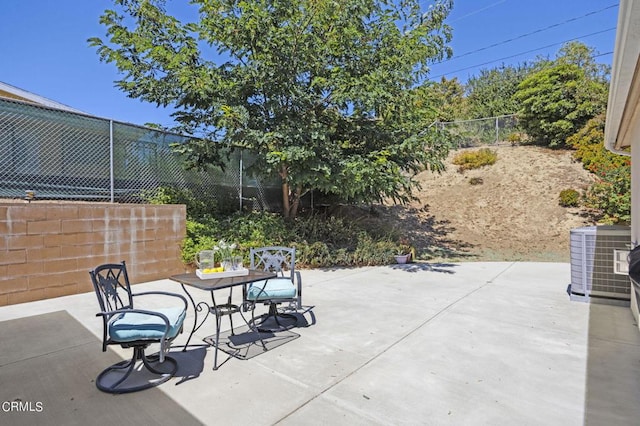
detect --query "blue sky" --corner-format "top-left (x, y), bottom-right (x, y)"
top-left (429, 0), bottom-right (619, 81)
top-left (0, 0), bottom-right (619, 128)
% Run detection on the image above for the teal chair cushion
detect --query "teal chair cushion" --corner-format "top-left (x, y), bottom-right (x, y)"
top-left (109, 306), bottom-right (186, 343)
top-left (247, 278), bottom-right (296, 301)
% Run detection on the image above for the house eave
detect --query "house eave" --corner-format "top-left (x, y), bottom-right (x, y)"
top-left (604, 0), bottom-right (640, 157)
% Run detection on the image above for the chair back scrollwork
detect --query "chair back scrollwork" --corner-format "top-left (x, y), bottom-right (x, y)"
top-left (246, 246), bottom-right (302, 331)
top-left (250, 247), bottom-right (295, 280)
top-left (91, 262), bottom-right (134, 313)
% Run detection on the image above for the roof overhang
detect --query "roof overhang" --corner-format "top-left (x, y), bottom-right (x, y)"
top-left (0, 81), bottom-right (86, 114)
top-left (604, 0), bottom-right (640, 156)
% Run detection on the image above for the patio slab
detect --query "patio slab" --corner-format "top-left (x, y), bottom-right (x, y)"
top-left (1, 262), bottom-right (639, 425)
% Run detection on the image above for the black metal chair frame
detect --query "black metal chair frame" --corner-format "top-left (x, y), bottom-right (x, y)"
top-left (90, 261), bottom-right (187, 394)
top-left (246, 247), bottom-right (302, 332)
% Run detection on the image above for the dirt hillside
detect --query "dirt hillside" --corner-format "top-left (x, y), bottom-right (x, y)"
top-left (382, 145), bottom-right (597, 262)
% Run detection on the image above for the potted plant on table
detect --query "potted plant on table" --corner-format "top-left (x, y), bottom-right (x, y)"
top-left (213, 239), bottom-right (240, 271)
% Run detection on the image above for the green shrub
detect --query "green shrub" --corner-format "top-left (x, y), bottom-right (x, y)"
top-left (222, 211), bottom-right (293, 249)
top-left (293, 233), bottom-right (401, 267)
top-left (181, 218), bottom-right (220, 265)
top-left (584, 166), bottom-right (631, 224)
top-left (452, 148), bottom-right (498, 172)
top-left (353, 233), bottom-right (399, 266)
top-left (507, 132), bottom-right (524, 146)
top-left (568, 115), bottom-right (629, 174)
top-left (292, 214), bottom-right (362, 249)
top-left (296, 241), bottom-right (333, 268)
top-left (558, 189), bottom-right (580, 207)
top-left (568, 115), bottom-right (631, 224)
top-left (140, 186), bottom-right (217, 220)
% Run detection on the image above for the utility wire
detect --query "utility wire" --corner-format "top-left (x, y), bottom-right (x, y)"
top-left (434, 3), bottom-right (618, 65)
top-left (594, 51), bottom-right (614, 58)
top-left (447, 0), bottom-right (509, 24)
top-left (430, 27), bottom-right (616, 80)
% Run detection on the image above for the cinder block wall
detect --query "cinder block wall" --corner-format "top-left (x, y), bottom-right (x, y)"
top-left (0, 202), bottom-right (187, 306)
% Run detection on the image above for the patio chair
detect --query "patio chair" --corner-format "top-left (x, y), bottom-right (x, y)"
top-left (245, 247), bottom-right (302, 332)
top-left (89, 261), bottom-right (187, 394)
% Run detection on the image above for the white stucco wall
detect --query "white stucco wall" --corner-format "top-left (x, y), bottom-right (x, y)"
top-left (604, 0), bottom-right (640, 325)
top-left (630, 126), bottom-right (640, 323)
top-left (633, 140), bottom-right (640, 247)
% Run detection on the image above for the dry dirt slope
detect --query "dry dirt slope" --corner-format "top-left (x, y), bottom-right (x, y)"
top-left (383, 145), bottom-right (597, 262)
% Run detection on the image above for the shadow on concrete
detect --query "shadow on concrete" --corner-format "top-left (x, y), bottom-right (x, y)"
top-left (170, 346), bottom-right (207, 385)
top-left (388, 262), bottom-right (458, 274)
top-left (0, 311), bottom-right (202, 425)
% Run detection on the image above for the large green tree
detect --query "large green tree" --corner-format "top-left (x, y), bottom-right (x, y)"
top-left (465, 63), bottom-right (533, 119)
top-left (513, 42), bottom-right (608, 148)
top-left (90, 0), bottom-right (453, 217)
top-left (426, 76), bottom-right (467, 122)
top-left (556, 41), bottom-right (610, 82)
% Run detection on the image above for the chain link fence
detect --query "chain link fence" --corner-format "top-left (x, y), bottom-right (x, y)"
top-left (0, 97), bottom-right (279, 210)
top-left (2, 97), bottom-right (515, 210)
top-left (434, 114), bottom-right (520, 148)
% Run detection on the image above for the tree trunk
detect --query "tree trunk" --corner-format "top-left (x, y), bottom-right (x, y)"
top-left (281, 164), bottom-right (291, 218)
top-left (290, 185), bottom-right (302, 219)
top-left (279, 164), bottom-right (302, 219)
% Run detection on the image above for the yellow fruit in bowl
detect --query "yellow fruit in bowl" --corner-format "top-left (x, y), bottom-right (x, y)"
top-left (203, 268), bottom-right (213, 273)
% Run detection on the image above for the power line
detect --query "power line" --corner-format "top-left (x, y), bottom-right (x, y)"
top-left (435, 3), bottom-right (618, 65)
top-left (594, 51), bottom-right (614, 58)
top-left (429, 27), bottom-right (616, 80)
top-left (447, 0), bottom-right (509, 24)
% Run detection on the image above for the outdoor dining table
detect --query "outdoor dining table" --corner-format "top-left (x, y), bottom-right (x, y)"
top-left (170, 269), bottom-right (276, 370)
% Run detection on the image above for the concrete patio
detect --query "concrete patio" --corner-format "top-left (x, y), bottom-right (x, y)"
top-left (1, 262), bottom-right (639, 425)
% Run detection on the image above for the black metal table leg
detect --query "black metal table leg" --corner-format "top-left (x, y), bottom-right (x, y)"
top-left (180, 283), bottom-right (211, 351)
top-left (209, 290), bottom-right (241, 370)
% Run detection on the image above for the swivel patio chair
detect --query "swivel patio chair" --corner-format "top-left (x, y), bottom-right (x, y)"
top-left (245, 247), bottom-right (302, 332)
top-left (89, 261), bottom-right (187, 394)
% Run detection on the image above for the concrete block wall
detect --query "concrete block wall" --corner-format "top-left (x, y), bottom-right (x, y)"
top-left (0, 202), bottom-right (187, 306)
